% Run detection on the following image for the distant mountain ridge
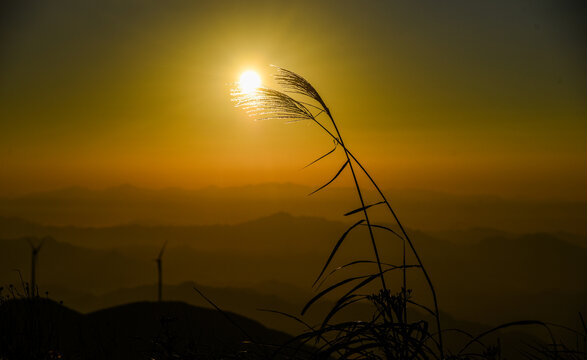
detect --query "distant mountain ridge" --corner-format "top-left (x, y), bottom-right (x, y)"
top-left (0, 214), bottom-right (585, 329)
top-left (0, 183), bottom-right (586, 235)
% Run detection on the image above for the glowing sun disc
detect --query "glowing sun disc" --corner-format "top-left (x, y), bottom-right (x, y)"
top-left (239, 70), bottom-right (261, 93)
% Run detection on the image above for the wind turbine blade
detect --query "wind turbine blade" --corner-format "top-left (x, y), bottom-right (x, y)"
top-left (158, 240), bottom-right (168, 259)
top-left (37, 237), bottom-right (49, 251)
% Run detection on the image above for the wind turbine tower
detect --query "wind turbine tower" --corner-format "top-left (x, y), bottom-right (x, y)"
top-left (155, 240), bottom-right (168, 302)
top-left (27, 237), bottom-right (46, 298)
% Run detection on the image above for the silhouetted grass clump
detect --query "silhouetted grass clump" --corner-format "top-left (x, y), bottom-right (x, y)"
top-left (0, 285), bottom-right (69, 360)
top-left (232, 66), bottom-right (587, 359)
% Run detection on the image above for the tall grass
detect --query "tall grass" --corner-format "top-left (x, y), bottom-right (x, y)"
top-left (233, 66), bottom-right (444, 359)
top-left (231, 67), bottom-right (587, 359)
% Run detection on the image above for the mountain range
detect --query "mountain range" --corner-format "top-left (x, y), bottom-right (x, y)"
top-left (0, 213), bottom-right (584, 330)
top-left (1, 183), bottom-right (586, 235)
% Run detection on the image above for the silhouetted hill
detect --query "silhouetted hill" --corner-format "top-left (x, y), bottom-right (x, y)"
top-left (63, 281), bottom-right (307, 333)
top-left (1, 184), bottom-right (586, 234)
top-left (422, 232), bottom-right (587, 326)
top-left (86, 301), bottom-right (293, 359)
top-left (0, 298), bottom-right (82, 358)
top-left (0, 290), bottom-right (547, 360)
top-left (41, 280), bottom-right (540, 344)
top-left (0, 298), bottom-right (295, 359)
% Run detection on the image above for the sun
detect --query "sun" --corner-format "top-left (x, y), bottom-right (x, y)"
top-left (238, 70), bottom-right (262, 94)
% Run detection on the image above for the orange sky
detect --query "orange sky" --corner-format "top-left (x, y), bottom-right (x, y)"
top-left (1, 0), bottom-right (585, 199)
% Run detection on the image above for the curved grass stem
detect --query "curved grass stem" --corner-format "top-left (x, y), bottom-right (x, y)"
top-left (309, 106), bottom-right (445, 359)
top-left (233, 66), bottom-right (445, 359)
top-left (323, 107), bottom-right (388, 294)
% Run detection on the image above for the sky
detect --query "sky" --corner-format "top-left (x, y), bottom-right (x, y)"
top-left (1, 0), bottom-right (586, 199)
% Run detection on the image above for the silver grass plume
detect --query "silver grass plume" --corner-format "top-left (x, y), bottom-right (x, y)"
top-left (230, 66), bottom-right (447, 359)
top-left (273, 66), bottom-right (328, 113)
top-left (231, 87), bottom-right (316, 122)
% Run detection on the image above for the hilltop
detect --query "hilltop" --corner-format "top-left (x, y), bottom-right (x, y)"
top-left (0, 298), bottom-right (295, 359)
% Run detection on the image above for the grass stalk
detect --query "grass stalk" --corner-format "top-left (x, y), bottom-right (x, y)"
top-left (233, 66), bottom-right (448, 358)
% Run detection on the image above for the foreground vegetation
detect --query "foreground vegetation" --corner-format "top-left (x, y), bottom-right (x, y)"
top-left (232, 67), bottom-right (587, 359)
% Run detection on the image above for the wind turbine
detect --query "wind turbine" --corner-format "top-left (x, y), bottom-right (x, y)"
top-left (26, 236), bottom-right (47, 298)
top-left (155, 240), bottom-right (168, 302)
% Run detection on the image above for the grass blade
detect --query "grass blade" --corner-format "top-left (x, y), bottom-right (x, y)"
top-left (320, 295), bottom-right (366, 329)
top-left (367, 224), bottom-right (405, 241)
top-left (308, 160), bottom-right (349, 196)
top-left (458, 320), bottom-right (556, 355)
top-left (313, 219), bottom-right (365, 287)
top-left (317, 261), bottom-right (419, 291)
top-left (303, 273), bottom-right (370, 315)
top-left (343, 201), bottom-right (385, 216)
top-left (303, 140), bottom-right (337, 169)
top-left (193, 286), bottom-right (256, 344)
